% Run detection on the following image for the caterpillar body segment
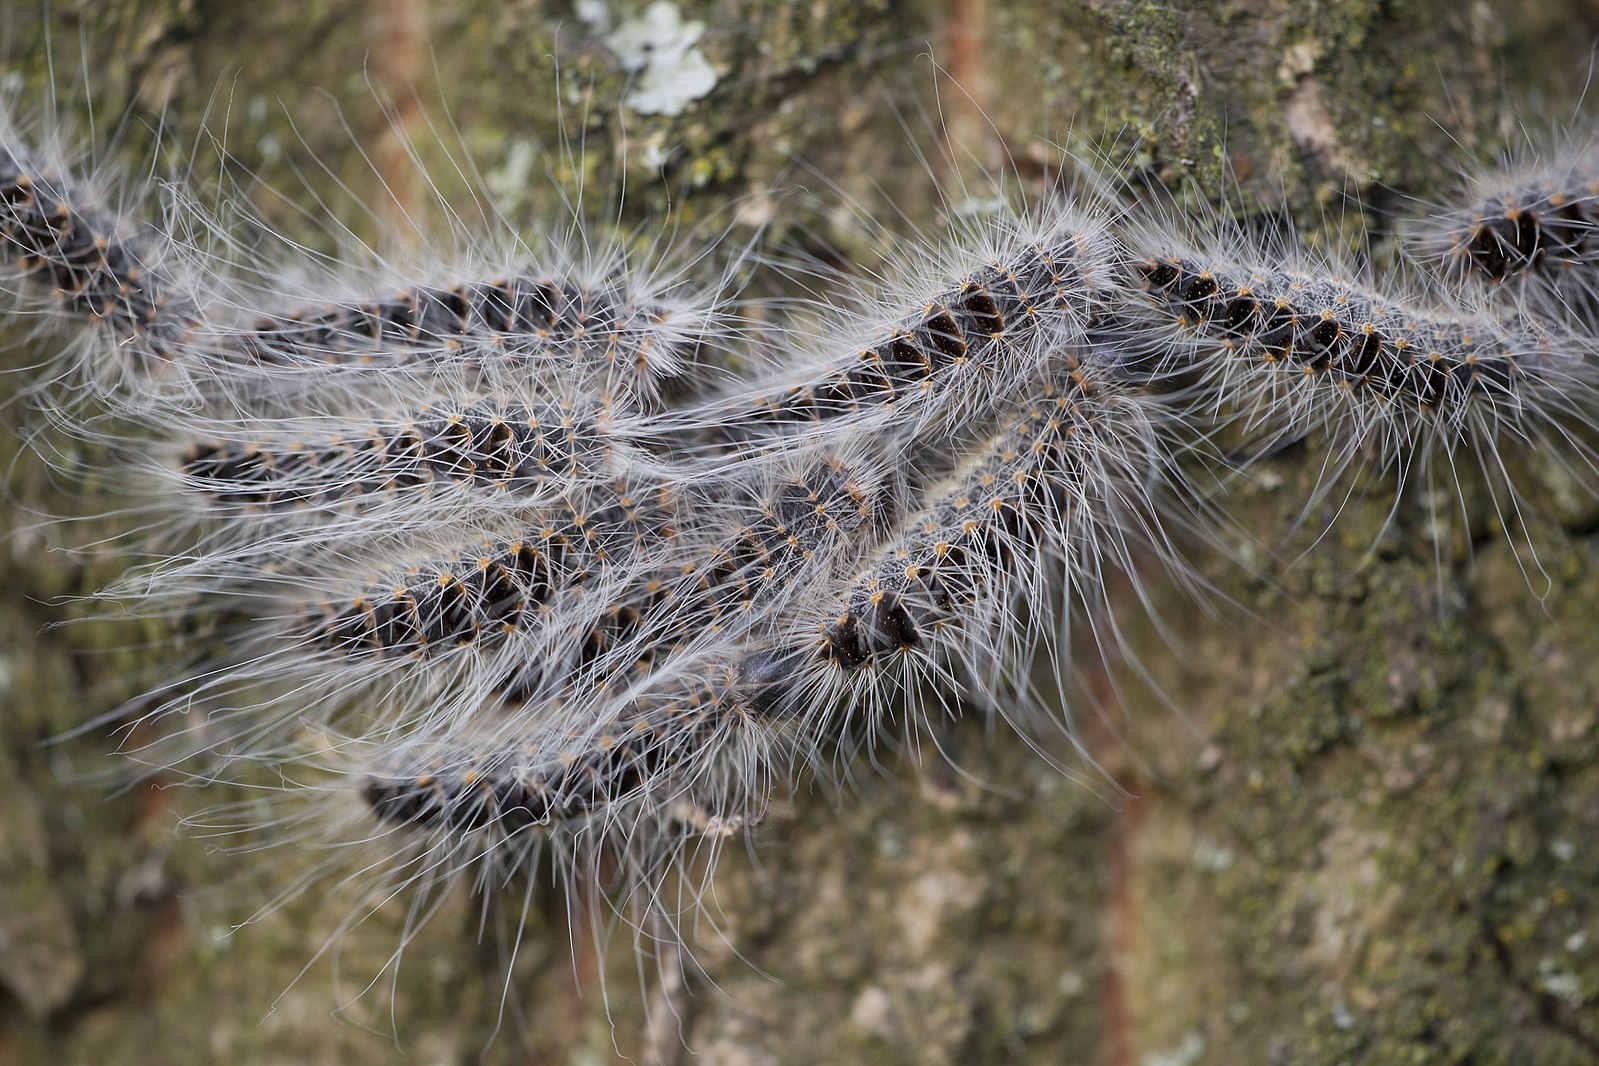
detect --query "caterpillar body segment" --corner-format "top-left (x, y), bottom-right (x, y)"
top-left (1124, 250), bottom-right (1594, 452)
top-left (298, 477), bottom-right (684, 663)
top-left (675, 209), bottom-right (1126, 471)
top-left (0, 132), bottom-right (201, 380)
top-left (812, 355), bottom-right (1181, 727)
top-left (360, 646), bottom-right (803, 838)
top-left (479, 452), bottom-right (898, 710)
top-left (178, 395), bottom-right (645, 513)
top-left (1407, 147), bottom-right (1599, 320)
top-left (224, 272), bottom-right (719, 404)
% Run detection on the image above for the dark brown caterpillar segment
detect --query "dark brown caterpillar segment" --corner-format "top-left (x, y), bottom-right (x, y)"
top-left (494, 457), bottom-right (887, 704)
top-left (0, 141), bottom-right (198, 363)
top-left (1420, 172), bottom-right (1599, 285)
top-left (303, 478), bottom-right (678, 658)
top-left (574, 457), bottom-right (883, 671)
top-left (708, 228), bottom-right (1104, 447)
top-left (362, 649), bottom-right (798, 832)
top-left (1132, 255), bottom-right (1545, 409)
top-left (181, 398), bottom-right (625, 508)
top-left (820, 361), bottom-right (1113, 669)
top-left (714, 455), bottom-right (886, 600)
top-left (236, 275), bottom-right (696, 390)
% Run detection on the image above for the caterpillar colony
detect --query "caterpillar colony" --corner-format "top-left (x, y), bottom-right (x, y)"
top-left (4, 11), bottom-right (1599, 1064)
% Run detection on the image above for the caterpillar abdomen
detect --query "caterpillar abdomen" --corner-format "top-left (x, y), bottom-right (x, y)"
top-left (1409, 154), bottom-right (1599, 289)
top-left (819, 357), bottom-right (1155, 674)
top-left (491, 454), bottom-right (889, 705)
top-left (1130, 253), bottom-right (1562, 423)
top-left (0, 139), bottom-right (199, 369)
top-left (696, 215), bottom-right (1117, 457)
top-left (180, 397), bottom-right (633, 509)
top-left (236, 274), bottom-right (703, 399)
top-left (362, 648), bottom-right (794, 834)
top-left (302, 480), bottom-right (679, 660)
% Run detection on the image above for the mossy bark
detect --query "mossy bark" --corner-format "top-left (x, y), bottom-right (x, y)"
top-left (3, 2), bottom-right (1598, 1063)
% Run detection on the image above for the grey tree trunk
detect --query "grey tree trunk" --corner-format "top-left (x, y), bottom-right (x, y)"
top-left (3, 1), bottom-right (1598, 1063)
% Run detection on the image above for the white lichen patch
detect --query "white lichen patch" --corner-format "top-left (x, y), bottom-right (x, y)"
top-left (1143, 1029), bottom-right (1206, 1066)
top-left (601, 1), bottom-right (718, 117)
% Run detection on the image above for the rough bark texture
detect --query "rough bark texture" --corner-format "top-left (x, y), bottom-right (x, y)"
top-left (3, 1), bottom-right (1599, 1063)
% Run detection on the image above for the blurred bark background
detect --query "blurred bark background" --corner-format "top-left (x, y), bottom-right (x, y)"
top-left (3, 1), bottom-right (1599, 1063)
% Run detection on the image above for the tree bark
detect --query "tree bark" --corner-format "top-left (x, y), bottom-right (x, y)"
top-left (3, 1), bottom-right (1598, 1063)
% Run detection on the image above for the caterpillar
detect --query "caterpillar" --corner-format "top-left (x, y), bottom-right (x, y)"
top-left (230, 273), bottom-right (708, 398)
top-left (1406, 143), bottom-right (1599, 315)
top-left (1102, 215), bottom-right (1599, 597)
top-left (0, 119), bottom-right (201, 391)
top-left (678, 208), bottom-right (1120, 463)
top-left (6, 9), bottom-right (1599, 1065)
top-left (814, 357), bottom-right (1176, 703)
top-left (358, 644), bottom-right (798, 842)
top-left (177, 396), bottom-right (640, 509)
top-left (1123, 246), bottom-right (1590, 451)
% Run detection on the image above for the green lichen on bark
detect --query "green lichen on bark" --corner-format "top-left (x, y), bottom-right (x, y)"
top-left (3, 1), bottom-right (1599, 1064)
top-left (1152, 463), bottom-right (1599, 1063)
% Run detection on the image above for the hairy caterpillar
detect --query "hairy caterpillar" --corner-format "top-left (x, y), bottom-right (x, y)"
top-left (230, 272), bottom-right (707, 393)
top-left (0, 115), bottom-right (203, 399)
top-left (177, 395), bottom-right (640, 512)
top-left (1123, 242), bottom-right (1595, 471)
top-left (677, 208), bottom-right (1120, 462)
top-left (813, 357), bottom-right (1178, 706)
top-left (6, 7), bottom-right (1599, 1065)
top-left (1407, 141), bottom-right (1599, 315)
